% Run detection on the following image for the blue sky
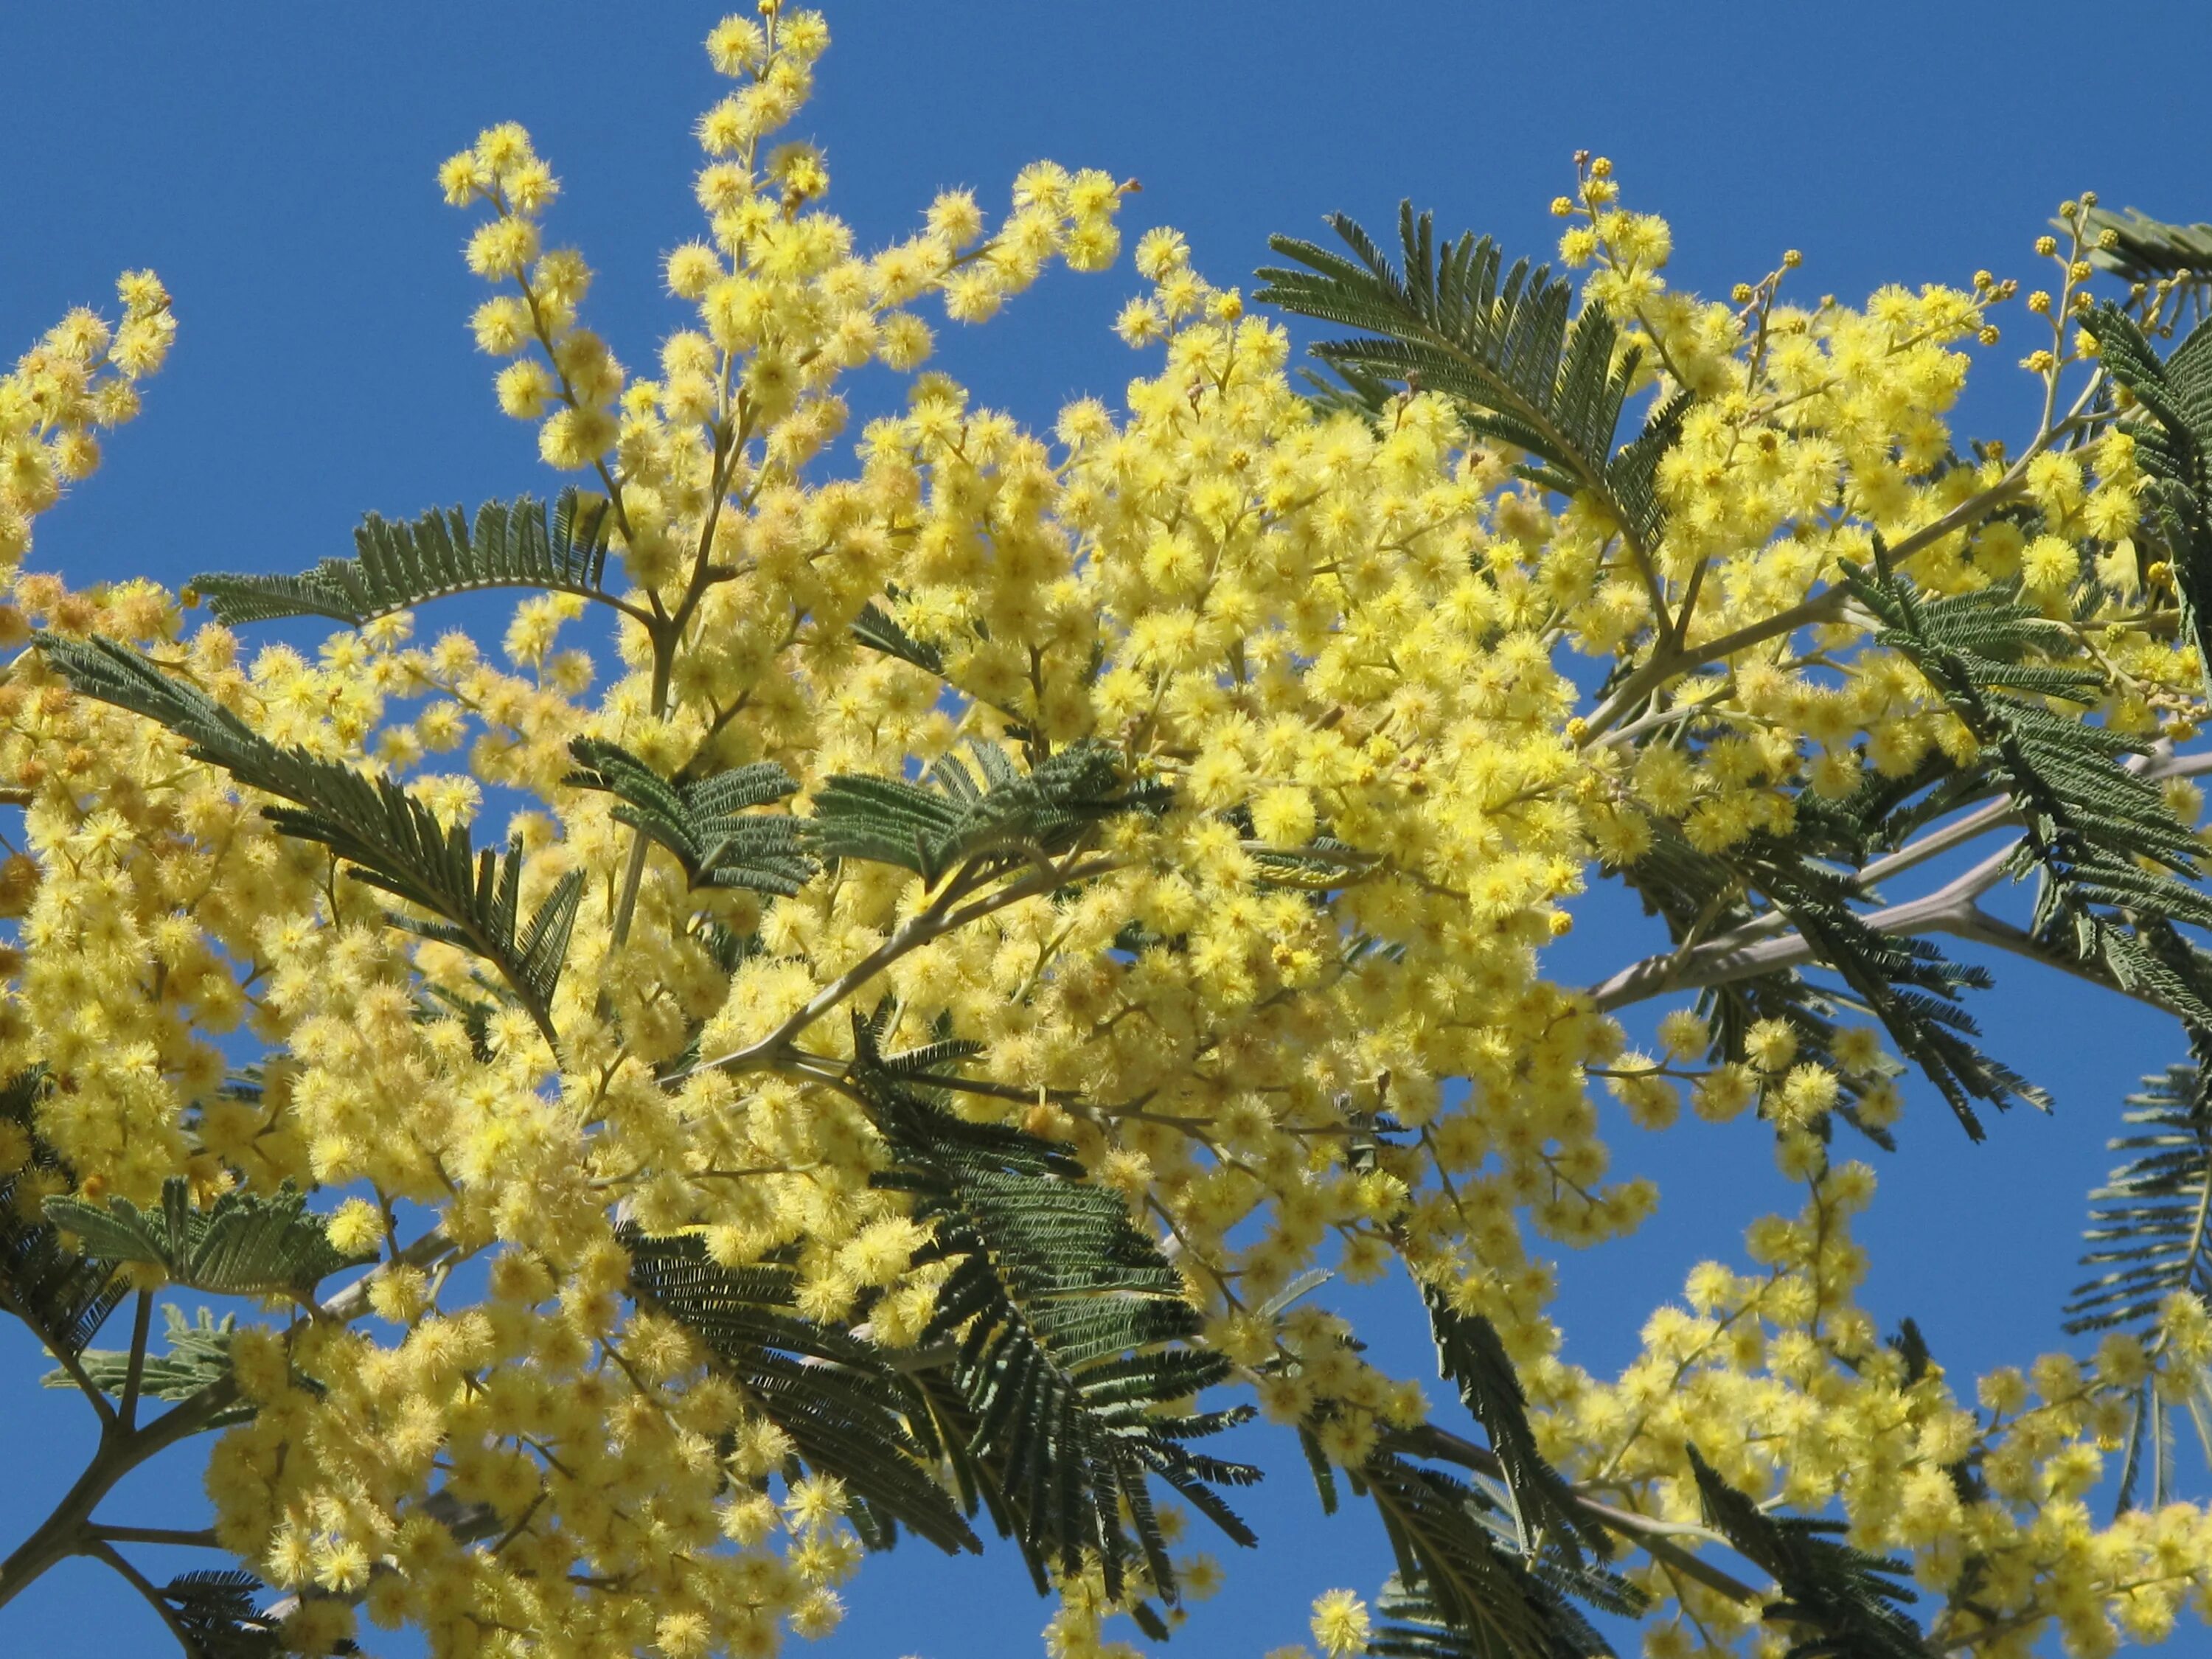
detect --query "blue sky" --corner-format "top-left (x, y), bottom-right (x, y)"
top-left (4, 4), bottom-right (2212, 1656)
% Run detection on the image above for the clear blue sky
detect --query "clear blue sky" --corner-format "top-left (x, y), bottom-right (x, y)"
top-left (4, 4), bottom-right (2211, 1656)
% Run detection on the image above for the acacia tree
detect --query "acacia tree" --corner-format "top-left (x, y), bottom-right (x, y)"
top-left (7, 9), bottom-right (2212, 1658)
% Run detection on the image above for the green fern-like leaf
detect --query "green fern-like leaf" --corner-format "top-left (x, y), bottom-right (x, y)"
top-left (1422, 1294), bottom-right (1610, 1565)
top-left (159, 1568), bottom-right (355, 1658)
top-left (2068, 1062), bottom-right (2212, 1334)
top-left (2079, 208), bottom-right (2212, 287)
top-left (1257, 204), bottom-right (1678, 561)
top-left (1845, 563), bottom-right (2212, 1027)
top-left (0, 1069), bottom-right (125, 1362)
top-left (1613, 774), bottom-right (2037, 1142)
top-left (189, 490), bottom-right (639, 628)
top-left (1728, 824), bottom-right (2038, 1139)
top-left (1367, 1571), bottom-right (1630, 1659)
top-left (2081, 304), bottom-right (2212, 703)
top-left (865, 1060), bottom-right (1258, 1604)
top-left (41, 635), bottom-right (583, 1043)
top-left (851, 599), bottom-right (947, 676)
top-left (566, 737), bottom-right (813, 897)
top-left (624, 1228), bottom-right (982, 1557)
top-left (808, 738), bottom-right (1162, 885)
top-left (44, 1178), bottom-right (371, 1297)
top-left (1355, 1454), bottom-right (1618, 1659)
top-left (50, 1305), bottom-right (260, 1426)
top-left (1688, 1447), bottom-right (1923, 1659)
top-left (2063, 1057), bottom-right (2212, 1514)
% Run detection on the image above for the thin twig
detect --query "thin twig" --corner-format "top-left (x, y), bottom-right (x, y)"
top-left (86, 1524), bottom-right (221, 1549)
top-left (672, 852), bottom-right (1124, 1085)
top-left (85, 1539), bottom-right (198, 1656)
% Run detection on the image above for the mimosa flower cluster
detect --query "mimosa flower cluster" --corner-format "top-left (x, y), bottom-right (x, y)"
top-left (4, 11), bottom-right (2210, 1659)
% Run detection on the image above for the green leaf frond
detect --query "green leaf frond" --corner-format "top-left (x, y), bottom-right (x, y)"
top-left (2079, 208), bottom-right (2212, 289)
top-left (2081, 302), bottom-right (2212, 703)
top-left (1844, 562), bottom-right (2212, 1026)
top-left (1421, 1293), bottom-right (1610, 1565)
top-left (623, 1228), bottom-right (984, 1557)
top-left (44, 1178), bottom-right (372, 1297)
top-left (39, 635), bottom-right (584, 1044)
top-left (0, 1068), bottom-right (125, 1362)
top-left (187, 490), bottom-right (639, 628)
top-left (1688, 1447), bottom-right (1924, 1659)
top-left (49, 1306), bottom-right (260, 1427)
top-left (159, 1568), bottom-right (348, 1658)
top-left (1353, 1454), bottom-right (1624, 1659)
top-left (1368, 1571), bottom-right (1635, 1659)
top-left (2068, 1057), bottom-right (2212, 1515)
top-left (633, 1054), bottom-right (1260, 1609)
top-left (1730, 824), bottom-right (2037, 1140)
top-left (850, 598), bottom-right (947, 677)
top-left (1619, 779), bottom-right (2037, 1142)
top-left (565, 737), bottom-right (813, 897)
top-left (1256, 203), bottom-right (1681, 561)
top-left (863, 1060), bottom-right (1258, 1605)
top-left (807, 737), bottom-right (1165, 885)
top-left (2069, 1062), bottom-right (2212, 1336)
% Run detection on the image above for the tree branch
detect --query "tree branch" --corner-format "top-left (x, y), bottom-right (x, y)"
top-left (0, 1276), bottom-right (120, 1433)
top-left (86, 1524), bottom-right (221, 1549)
top-left (1590, 748), bottom-right (2212, 1014)
top-left (672, 851), bottom-right (1124, 1085)
top-left (84, 1539), bottom-right (198, 1657)
top-left (119, 1290), bottom-right (153, 1430)
top-left (1590, 843), bottom-right (2014, 1012)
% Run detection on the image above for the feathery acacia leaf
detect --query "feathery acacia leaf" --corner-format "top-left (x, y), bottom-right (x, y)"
top-left (1354, 1454), bottom-right (1619, 1659)
top-left (1615, 782), bottom-right (2034, 1141)
top-left (1846, 563), bottom-right (2212, 1026)
top-left (44, 1178), bottom-right (372, 1296)
top-left (851, 599), bottom-right (947, 676)
top-left (189, 490), bottom-right (633, 627)
top-left (808, 738), bottom-right (1163, 885)
top-left (40, 635), bottom-right (584, 1043)
top-left (1688, 1448), bottom-right (1924, 1659)
top-left (1368, 1574), bottom-right (1625, 1659)
top-left (1422, 1292), bottom-right (1609, 1564)
top-left (864, 1060), bottom-right (1258, 1604)
top-left (624, 1228), bottom-right (983, 1557)
top-left (159, 1568), bottom-right (355, 1658)
top-left (566, 737), bottom-right (813, 896)
top-left (2064, 1054), bottom-right (2212, 1515)
top-left (0, 1069), bottom-right (125, 1363)
top-left (2079, 208), bottom-right (2212, 288)
top-left (52, 1306), bottom-right (260, 1427)
top-left (2081, 303), bottom-right (2212, 702)
top-left (1257, 203), bottom-right (1678, 560)
top-left (1729, 824), bottom-right (2037, 1140)
top-left (2067, 1062), bottom-right (2212, 1335)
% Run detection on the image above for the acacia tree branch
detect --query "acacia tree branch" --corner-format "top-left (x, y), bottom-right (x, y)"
top-left (85, 1539), bottom-right (198, 1657)
top-left (673, 851), bottom-right (1125, 1085)
top-left (0, 1222), bottom-right (462, 1612)
top-left (86, 1524), bottom-right (220, 1549)
top-left (1591, 843), bottom-right (2014, 1012)
top-left (119, 1290), bottom-right (153, 1430)
top-left (1581, 370), bottom-right (2113, 747)
top-left (1591, 748), bottom-right (2212, 1015)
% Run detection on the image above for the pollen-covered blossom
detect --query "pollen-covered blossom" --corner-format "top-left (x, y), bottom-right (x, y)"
top-left (7, 15), bottom-right (2212, 1659)
top-left (0, 271), bottom-right (171, 565)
